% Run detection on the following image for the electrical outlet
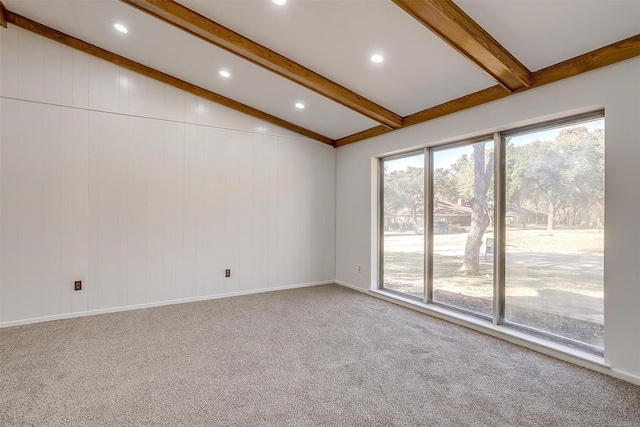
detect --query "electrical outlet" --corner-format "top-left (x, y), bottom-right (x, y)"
top-left (74, 281), bottom-right (82, 291)
top-left (357, 265), bottom-right (362, 273)
top-left (225, 269), bottom-right (231, 278)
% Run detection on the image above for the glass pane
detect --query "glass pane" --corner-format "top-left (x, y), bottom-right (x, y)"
top-left (505, 118), bottom-right (604, 349)
top-left (432, 141), bottom-right (494, 317)
top-left (382, 153), bottom-right (425, 298)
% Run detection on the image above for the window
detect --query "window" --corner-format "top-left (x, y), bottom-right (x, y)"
top-left (503, 117), bottom-right (605, 349)
top-left (381, 152), bottom-right (425, 299)
top-left (431, 139), bottom-right (494, 318)
top-left (380, 112), bottom-right (604, 353)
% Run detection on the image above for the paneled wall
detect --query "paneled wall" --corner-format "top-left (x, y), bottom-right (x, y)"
top-left (0, 25), bottom-right (336, 325)
top-left (335, 56), bottom-right (640, 383)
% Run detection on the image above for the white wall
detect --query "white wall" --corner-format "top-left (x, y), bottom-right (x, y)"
top-left (336, 57), bottom-right (640, 381)
top-left (0, 25), bottom-right (336, 326)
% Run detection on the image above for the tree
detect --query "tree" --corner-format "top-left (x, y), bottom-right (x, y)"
top-left (450, 153), bottom-right (474, 202)
top-left (433, 167), bottom-right (459, 202)
top-left (457, 143), bottom-right (494, 276)
top-left (385, 166), bottom-right (424, 227)
top-left (525, 144), bottom-right (570, 230)
top-left (553, 127), bottom-right (604, 227)
top-left (505, 140), bottom-right (528, 208)
top-left (506, 126), bottom-right (604, 230)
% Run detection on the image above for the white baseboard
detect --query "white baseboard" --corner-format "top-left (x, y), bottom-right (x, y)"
top-left (335, 281), bottom-right (640, 386)
top-left (605, 367), bottom-right (640, 386)
top-left (335, 280), bottom-right (368, 292)
top-left (0, 280), bottom-right (333, 329)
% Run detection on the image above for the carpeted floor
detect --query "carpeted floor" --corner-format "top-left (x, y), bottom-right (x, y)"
top-left (1, 284), bottom-right (639, 426)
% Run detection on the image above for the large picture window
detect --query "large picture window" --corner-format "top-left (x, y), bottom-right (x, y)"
top-left (503, 117), bottom-right (605, 349)
top-left (380, 112), bottom-right (604, 353)
top-left (381, 152), bottom-right (425, 299)
top-left (431, 139), bottom-right (494, 318)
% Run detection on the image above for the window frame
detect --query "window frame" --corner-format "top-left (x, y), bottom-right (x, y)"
top-left (427, 136), bottom-right (495, 320)
top-left (378, 110), bottom-right (605, 355)
top-left (379, 150), bottom-right (426, 303)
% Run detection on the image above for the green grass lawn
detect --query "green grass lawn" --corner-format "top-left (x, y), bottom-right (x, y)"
top-left (384, 227), bottom-right (604, 253)
top-left (382, 228), bottom-right (604, 326)
top-left (383, 252), bottom-right (492, 292)
top-left (505, 228), bottom-right (604, 253)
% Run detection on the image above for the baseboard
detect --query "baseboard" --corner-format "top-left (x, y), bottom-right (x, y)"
top-left (0, 280), bottom-right (333, 329)
top-left (607, 368), bottom-right (640, 386)
top-left (335, 280), bottom-right (368, 292)
top-left (335, 280), bottom-right (640, 386)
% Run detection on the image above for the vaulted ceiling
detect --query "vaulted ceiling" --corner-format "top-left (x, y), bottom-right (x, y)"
top-left (2, 0), bottom-right (639, 146)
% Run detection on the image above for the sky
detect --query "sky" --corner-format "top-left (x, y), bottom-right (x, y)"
top-left (385, 141), bottom-right (492, 172)
top-left (509, 118), bottom-right (604, 146)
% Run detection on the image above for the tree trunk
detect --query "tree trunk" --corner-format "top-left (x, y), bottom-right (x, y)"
top-left (458, 200), bottom-right (490, 275)
top-left (547, 201), bottom-right (555, 231)
top-left (457, 144), bottom-right (493, 276)
top-left (411, 205), bottom-right (418, 228)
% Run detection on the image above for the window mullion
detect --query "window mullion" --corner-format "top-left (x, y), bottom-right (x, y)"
top-left (425, 147), bottom-right (433, 304)
top-left (494, 132), bottom-right (506, 325)
top-left (378, 157), bottom-right (384, 291)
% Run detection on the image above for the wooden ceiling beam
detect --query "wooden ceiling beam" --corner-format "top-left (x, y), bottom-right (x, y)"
top-left (336, 33), bottom-right (640, 147)
top-left (402, 85), bottom-right (510, 128)
top-left (3, 10), bottom-right (334, 145)
top-left (121, 0), bottom-right (404, 130)
top-left (531, 33), bottom-right (640, 87)
top-left (0, 2), bottom-right (8, 28)
top-left (336, 126), bottom-right (392, 147)
top-left (392, 0), bottom-right (532, 91)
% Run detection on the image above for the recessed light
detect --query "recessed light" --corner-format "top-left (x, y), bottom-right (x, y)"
top-left (112, 23), bottom-right (128, 34)
top-left (295, 102), bottom-right (305, 109)
top-left (219, 70), bottom-right (231, 78)
top-left (370, 54), bottom-right (384, 64)
top-left (272, 0), bottom-right (286, 5)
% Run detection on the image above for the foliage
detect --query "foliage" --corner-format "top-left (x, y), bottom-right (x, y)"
top-left (433, 167), bottom-right (459, 202)
top-left (506, 126), bottom-right (604, 229)
top-left (384, 165), bottom-right (424, 227)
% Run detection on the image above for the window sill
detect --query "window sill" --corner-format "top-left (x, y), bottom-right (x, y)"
top-left (370, 288), bottom-right (607, 369)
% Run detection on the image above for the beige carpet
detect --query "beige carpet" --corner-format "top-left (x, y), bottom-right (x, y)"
top-left (1, 284), bottom-right (639, 426)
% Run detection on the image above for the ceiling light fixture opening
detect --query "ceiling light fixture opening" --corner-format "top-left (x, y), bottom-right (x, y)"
top-left (370, 54), bottom-right (384, 64)
top-left (272, 0), bottom-right (287, 6)
top-left (112, 23), bottom-right (129, 34)
top-left (219, 70), bottom-right (231, 78)
top-left (295, 102), bottom-right (305, 110)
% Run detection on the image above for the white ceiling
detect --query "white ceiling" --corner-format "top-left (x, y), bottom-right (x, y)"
top-left (4, 0), bottom-right (640, 142)
top-left (181, 0), bottom-right (496, 116)
top-left (455, 0), bottom-right (640, 72)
